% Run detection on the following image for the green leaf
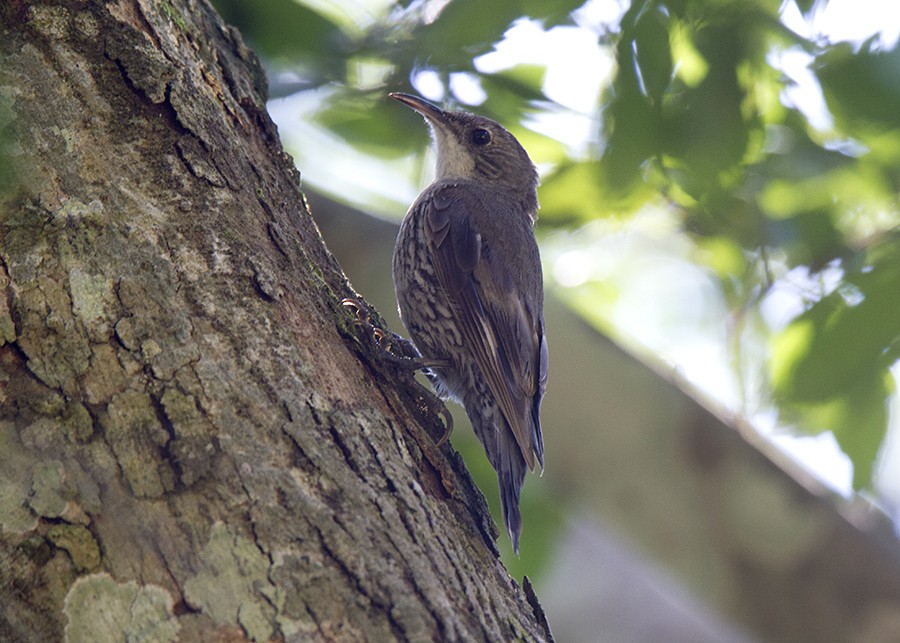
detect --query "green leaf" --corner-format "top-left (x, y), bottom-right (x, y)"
top-left (633, 7), bottom-right (673, 103)
top-left (793, 0), bottom-right (817, 16)
top-left (771, 255), bottom-right (900, 402)
top-left (780, 374), bottom-right (890, 490)
top-left (759, 112), bottom-right (855, 181)
top-left (211, 0), bottom-right (348, 76)
top-left (539, 160), bottom-right (653, 224)
top-left (769, 246), bottom-right (900, 489)
top-left (662, 24), bottom-right (750, 178)
top-left (769, 247), bottom-right (900, 488)
top-left (816, 43), bottom-right (900, 131)
top-left (315, 90), bottom-right (430, 158)
top-left (417, 1), bottom-right (527, 67)
top-left (521, 0), bottom-right (584, 26)
top-left (602, 64), bottom-right (658, 192)
top-left (538, 161), bottom-right (610, 225)
top-left (487, 64), bottom-right (547, 101)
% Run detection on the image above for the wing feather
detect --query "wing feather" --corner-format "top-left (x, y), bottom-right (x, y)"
top-left (422, 185), bottom-right (544, 470)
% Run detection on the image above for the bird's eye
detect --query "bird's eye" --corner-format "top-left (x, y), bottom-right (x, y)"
top-left (471, 128), bottom-right (491, 146)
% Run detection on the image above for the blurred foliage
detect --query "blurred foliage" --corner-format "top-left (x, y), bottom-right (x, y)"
top-left (212, 0), bottom-right (899, 493)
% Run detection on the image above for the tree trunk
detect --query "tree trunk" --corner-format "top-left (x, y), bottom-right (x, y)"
top-left (0, 1), bottom-right (551, 641)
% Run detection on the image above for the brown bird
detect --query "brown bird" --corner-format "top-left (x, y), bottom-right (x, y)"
top-left (390, 92), bottom-right (547, 552)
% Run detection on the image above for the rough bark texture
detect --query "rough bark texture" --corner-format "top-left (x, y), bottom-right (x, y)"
top-left (0, 1), bottom-right (552, 641)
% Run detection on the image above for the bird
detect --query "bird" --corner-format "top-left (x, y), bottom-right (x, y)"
top-left (389, 92), bottom-right (548, 553)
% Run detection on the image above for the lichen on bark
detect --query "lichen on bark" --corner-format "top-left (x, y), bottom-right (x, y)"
top-left (0, 1), bottom-right (552, 641)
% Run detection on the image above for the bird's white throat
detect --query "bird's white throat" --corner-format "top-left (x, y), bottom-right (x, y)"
top-left (431, 126), bottom-right (476, 180)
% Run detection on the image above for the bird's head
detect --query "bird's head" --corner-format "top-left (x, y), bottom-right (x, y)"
top-left (390, 92), bottom-right (539, 205)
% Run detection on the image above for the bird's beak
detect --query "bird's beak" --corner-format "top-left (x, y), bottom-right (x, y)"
top-left (389, 92), bottom-right (450, 129)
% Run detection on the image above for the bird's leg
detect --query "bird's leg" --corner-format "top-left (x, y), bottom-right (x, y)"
top-left (341, 297), bottom-right (453, 443)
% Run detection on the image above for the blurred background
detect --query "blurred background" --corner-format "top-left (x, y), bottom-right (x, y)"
top-left (211, 0), bottom-right (900, 639)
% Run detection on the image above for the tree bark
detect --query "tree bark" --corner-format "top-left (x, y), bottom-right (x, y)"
top-left (0, 1), bottom-right (551, 641)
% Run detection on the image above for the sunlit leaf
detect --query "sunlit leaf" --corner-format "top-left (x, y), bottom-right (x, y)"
top-left (514, 127), bottom-right (569, 167)
top-left (770, 252), bottom-right (900, 402)
top-left (488, 64), bottom-right (547, 100)
top-left (694, 236), bottom-right (747, 278)
top-left (539, 161), bottom-right (611, 225)
top-left (540, 160), bottom-right (653, 225)
top-left (779, 374), bottom-right (890, 490)
top-left (769, 245), bottom-right (900, 488)
top-left (759, 179), bottom-right (833, 219)
top-left (671, 19), bottom-right (709, 87)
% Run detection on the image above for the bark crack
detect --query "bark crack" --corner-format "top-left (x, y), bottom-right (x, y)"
top-left (327, 424), bottom-right (360, 476)
top-left (315, 523), bottom-right (408, 641)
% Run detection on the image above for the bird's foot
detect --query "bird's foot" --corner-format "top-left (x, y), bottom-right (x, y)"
top-left (341, 297), bottom-right (417, 361)
top-left (341, 298), bottom-right (452, 368)
top-left (340, 297), bottom-right (453, 443)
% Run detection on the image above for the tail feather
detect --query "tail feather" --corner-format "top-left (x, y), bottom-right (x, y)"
top-left (498, 433), bottom-right (527, 553)
top-left (470, 402), bottom-right (528, 553)
top-left (532, 331), bottom-right (548, 471)
top-left (531, 395), bottom-right (544, 471)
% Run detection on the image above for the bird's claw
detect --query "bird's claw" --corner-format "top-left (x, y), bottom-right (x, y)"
top-left (342, 297), bottom-right (388, 346)
top-left (341, 297), bottom-right (369, 325)
top-left (341, 297), bottom-right (453, 445)
top-left (342, 298), bottom-right (421, 363)
top-left (371, 327), bottom-right (395, 353)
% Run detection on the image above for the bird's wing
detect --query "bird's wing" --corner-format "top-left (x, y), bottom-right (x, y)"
top-left (423, 185), bottom-right (545, 470)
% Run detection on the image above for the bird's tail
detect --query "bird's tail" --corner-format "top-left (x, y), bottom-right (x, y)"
top-left (470, 403), bottom-right (528, 554)
top-left (498, 428), bottom-right (527, 554)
